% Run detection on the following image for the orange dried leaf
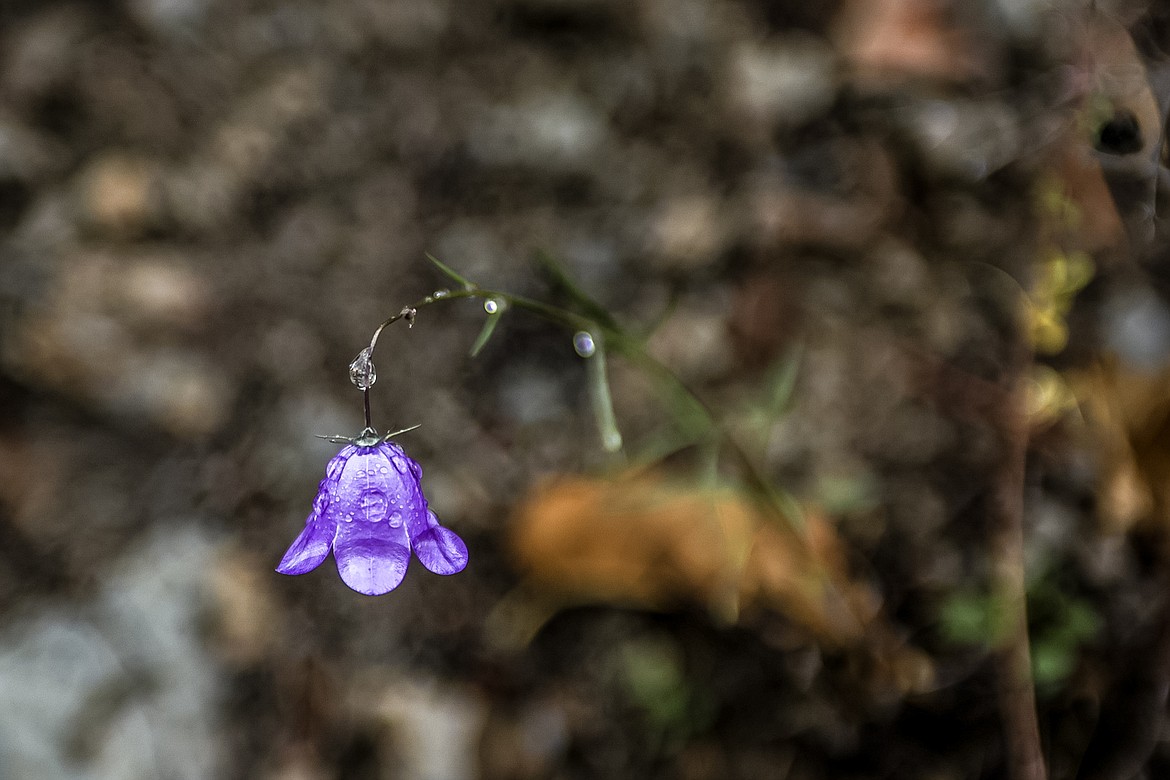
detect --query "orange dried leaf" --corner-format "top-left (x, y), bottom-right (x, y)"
top-left (509, 474), bottom-right (875, 646)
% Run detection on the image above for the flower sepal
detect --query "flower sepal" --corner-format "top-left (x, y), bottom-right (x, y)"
top-left (315, 424), bottom-right (422, 447)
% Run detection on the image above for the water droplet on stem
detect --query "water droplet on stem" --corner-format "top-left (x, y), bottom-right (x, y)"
top-left (573, 331), bottom-right (596, 358)
top-left (349, 347), bottom-right (377, 390)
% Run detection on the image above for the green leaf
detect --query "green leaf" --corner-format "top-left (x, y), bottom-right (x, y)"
top-left (425, 253), bottom-right (476, 290)
top-left (469, 312), bottom-right (503, 357)
top-left (583, 332), bottom-right (623, 452)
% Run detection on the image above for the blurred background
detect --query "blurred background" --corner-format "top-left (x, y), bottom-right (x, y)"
top-left (3, 0), bottom-right (1170, 778)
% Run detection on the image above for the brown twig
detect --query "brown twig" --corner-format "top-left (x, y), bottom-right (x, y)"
top-left (992, 335), bottom-right (1048, 780)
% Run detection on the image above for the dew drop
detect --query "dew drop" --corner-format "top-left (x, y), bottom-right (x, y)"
top-left (387, 510), bottom-right (403, 528)
top-left (343, 512), bottom-right (354, 523)
top-left (573, 331), bottom-right (596, 358)
top-left (326, 456), bottom-right (345, 480)
top-left (432, 289), bottom-right (450, 299)
top-left (483, 299), bottom-right (500, 314)
top-left (313, 492), bottom-right (329, 514)
top-left (379, 465), bottom-right (389, 474)
top-left (349, 347), bottom-right (377, 390)
top-left (361, 490), bottom-right (388, 522)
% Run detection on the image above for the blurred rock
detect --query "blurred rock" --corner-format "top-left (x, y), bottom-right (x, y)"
top-left (645, 295), bottom-right (734, 382)
top-left (335, 0), bottom-right (451, 51)
top-left (208, 548), bottom-right (280, 666)
top-left (728, 36), bottom-right (837, 135)
top-left (1100, 281), bottom-right (1170, 371)
top-left (371, 679), bottom-right (486, 780)
top-left (833, 0), bottom-right (988, 86)
top-left (2, 5), bottom-right (94, 101)
top-left (869, 239), bottom-right (931, 308)
top-left (468, 90), bottom-right (609, 172)
top-left (0, 617), bottom-right (138, 779)
top-left (110, 252), bottom-right (215, 331)
top-left (2, 246), bottom-right (230, 437)
top-left (77, 155), bottom-right (166, 238)
top-left (645, 194), bottom-right (730, 270)
top-left (164, 65), bottom-right (327, 231)
top-left (480, 698), bottom-right (570, 779)
top-left (900, 99), bottom-right (1022, 181)
top-left (126, 351), bottom-right (232, 437)
top-left (0, 117), bottom-right (66, 184)
top-left (0, 527), bottom-right (224, 780)
top-left (749, 138), bottom-right (899, 251)
top-left (126, 0), bottom-right (214, 36)
top-left (4, 310), bottom-right (231, 440)
top-left (259, 318), bottom-right (326, 383)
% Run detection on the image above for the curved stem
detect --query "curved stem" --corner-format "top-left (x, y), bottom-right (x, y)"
top-left (367, 288), bottom-right (597, 363)
top-left (363, 281), bottom-right (805, 537)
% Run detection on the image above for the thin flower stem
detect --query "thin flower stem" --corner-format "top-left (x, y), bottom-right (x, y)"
top-left (367, 288), bottom-right (596, 361)
top-left (363, 279), bottom-right (807, 539)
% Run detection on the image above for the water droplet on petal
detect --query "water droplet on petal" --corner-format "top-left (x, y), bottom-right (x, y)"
top-left (388, 510), bottom-right (403, 528)
top-left (361, 490), bottom-right (388, 522)
top-left (343, 512), bottom-right (354, 523)
top-left (483, 299), bottom-right (499, 314)
top-left (349, 347), bottom-right (377, 390)
top-left (379, 465), bottom-right (389, 474)
top-left (313, 491), bottom-right (329, 514)
top-left (326, 455), bottom-right (346, 480)
top-left (390, 455), bottom-right (409, 474)
top-left (573, 331), bottom-right (596, 358)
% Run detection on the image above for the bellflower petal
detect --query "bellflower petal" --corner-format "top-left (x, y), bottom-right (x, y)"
top-left (275, 449), bottom-right (347, 575)
top-left (275, 488), bottom-right (334, 574)
top-left (329, 446), bottom-right (414, 595)
top-left (409, 508), bottom-right (469, 575)
top-left (334, 519), bottom-right (411, 595)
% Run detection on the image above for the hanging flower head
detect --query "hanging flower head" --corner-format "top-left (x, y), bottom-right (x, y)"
top-left (277, 428), bottom-right (468, 595)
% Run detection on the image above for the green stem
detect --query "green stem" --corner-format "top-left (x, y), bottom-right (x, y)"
top-left (365, 279), bottom-right (805, 537)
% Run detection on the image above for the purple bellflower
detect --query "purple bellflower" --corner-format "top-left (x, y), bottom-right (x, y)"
top-left (277, 430), bottom-right (468, 595)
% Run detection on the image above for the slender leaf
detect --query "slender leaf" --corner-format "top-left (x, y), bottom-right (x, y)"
top-left (584, 334), bottom-right (623, 452)
top-left (425, 253), bottom-right (476, 290)
top-left (470, 312), bottom-right (503, 357)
